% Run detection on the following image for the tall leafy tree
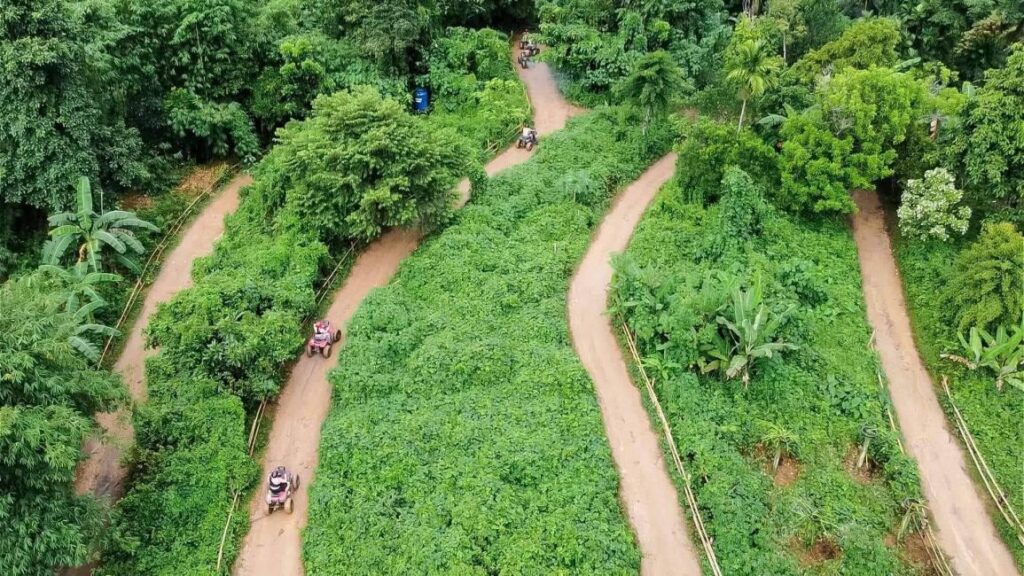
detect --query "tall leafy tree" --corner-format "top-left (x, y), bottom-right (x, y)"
top-left (0, 273), bottom-right (126, 575)
top-left (255, 87), bottom-right (471, 244)
top-left (779, 66), bottom-right (928, 212)
top-left (616, 50), bottom-right (690, 132)
top-left (0, 0), bottom-right (146, 211)
top-left (726, 39), bottom-right (783, 130)
top-left (944, 44), bottom-right (1024, 224)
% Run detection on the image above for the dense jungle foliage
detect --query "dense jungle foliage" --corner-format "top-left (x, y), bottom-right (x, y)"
top-left (97, 78), bottom-right (523, 573)
top-left (305, 110), bottom-right (672, 573)
top-left (613, 172), bottom-right (924, 574)
top-left (0, 274), bottom-right (126, 573)
top-left (4, 0), bottom-right (1023, 573)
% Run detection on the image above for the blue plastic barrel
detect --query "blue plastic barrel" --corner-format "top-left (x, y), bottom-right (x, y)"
top-left (413, 88), bottom-right (429, 113)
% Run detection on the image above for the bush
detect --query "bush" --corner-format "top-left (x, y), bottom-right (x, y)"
top-left (304, 109), bottom-right (670, 573)
top-left (943, 222), bottom-right (1024, 332)
top-left (674, 117), bottom-right (779, 204)
top-left (260, 88), bottom-right (470, 246)
top-left (897, 167), bottom-right (972, 241)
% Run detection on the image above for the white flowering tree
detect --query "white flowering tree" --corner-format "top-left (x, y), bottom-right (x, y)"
top-left (897, 168), bottom-right (971, 241)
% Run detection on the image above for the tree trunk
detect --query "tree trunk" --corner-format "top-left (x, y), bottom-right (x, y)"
top-left (737, 99), bottom-right (748, 132)
top-left (782, 35), bottom-right (788, 64)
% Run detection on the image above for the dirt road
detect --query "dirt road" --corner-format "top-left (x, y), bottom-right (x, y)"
top-left (567, 154), bottom-right (702, 576)
top-left (851, 190), bottom-right (1019, 576)
top-left (74, 175), bottom-right (247, 501)
top-left (232, 59), bottom-right (578, 576)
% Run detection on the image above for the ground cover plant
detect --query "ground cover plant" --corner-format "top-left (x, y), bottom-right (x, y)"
top-left (97, 82), bottom-right (517, 574)
top-left (304, 109), bottom-right (672, 574)
top-left (611, 167), bottom-right (927, 575)
top-left (895, 229), bottom-right (1024, 566)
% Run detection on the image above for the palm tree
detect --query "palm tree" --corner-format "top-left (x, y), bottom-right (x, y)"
top-left (616, 50), bottom-right (690, 134)
top-left (757, 419), bottom-right (799, 471)
top-left (726, 40), bottom-right (783, 132)
top-left (43, 176), bottom-right (159, 273)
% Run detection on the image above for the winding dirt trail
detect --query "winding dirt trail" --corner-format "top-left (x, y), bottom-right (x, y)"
top-left (74, 175), bottom-right (247, 501)
top-left (567, 153), bottom-right (702, 576)
top-left (851, 190), bottom-right (1019, 576)
top-left (232, 59), bottom-right (579, 576)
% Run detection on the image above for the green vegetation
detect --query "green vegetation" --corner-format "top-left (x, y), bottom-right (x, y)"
top-left (305, 110), bottom-right (672, 573)
top-left (42, 178), bottom-right (159, 274)
top-left (4, 0), bottom-right (1023, 573)
top-left (98, 79), bottom-right (519, 574)
top-left (895, 231), bottom-right (1024, 565)
top-left (0, 273), bottom-right (126, 573)
top-left (612, 175), bottom-right (924, 574)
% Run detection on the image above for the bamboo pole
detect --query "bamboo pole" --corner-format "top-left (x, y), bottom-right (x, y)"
top-left (215, 491), bottom-right (241, 573)
top-left (622, 324), bottom-right (724, 576)
top-left (942, 376), bottom-right (1024, 542)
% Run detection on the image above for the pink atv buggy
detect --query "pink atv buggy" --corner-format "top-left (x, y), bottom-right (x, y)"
top-left (266, 468), bottom-right (300, 514)
top-left (306, 320), bottom-right (342, 358)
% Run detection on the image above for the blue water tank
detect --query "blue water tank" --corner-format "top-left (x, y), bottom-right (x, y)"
top-left (413, 88), bottom-right (429, 113)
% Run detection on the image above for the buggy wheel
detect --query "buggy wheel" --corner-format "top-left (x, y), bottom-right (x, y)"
top-left (334, 330), bottom-right (342, 343)
top-left (293, 474), bottom-right (301, 490)
top-left (267, 502), bottom-right (274, 515)
top-left (286, 498), bottom-right (294, 514)
top-left (306, 345), bottom-right (313, 357)
top-left (526, 141), bottom-right (534, 151)
top-left (322, 344), bottom-right (332, 358)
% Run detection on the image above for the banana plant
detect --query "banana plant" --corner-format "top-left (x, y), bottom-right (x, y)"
top-left (943, 316), bottom-right (1024, 391)
top-left (38, 261), bottom-right (122, 318)
top-left (715, 276), bottom-right (798, 388)
top-left (42, 176), bottom-right (159, 273)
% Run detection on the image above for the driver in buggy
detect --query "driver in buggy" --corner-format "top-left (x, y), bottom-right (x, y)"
top-left (519, 126), bottom-right (537, 146)
top-left (313, 320), bottom-right (332, 342)
top-left (268, 465), bottom-right (291, 495)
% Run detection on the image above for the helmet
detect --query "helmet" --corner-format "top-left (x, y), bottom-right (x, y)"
top-left (273, 465), bottom-right (286, 477)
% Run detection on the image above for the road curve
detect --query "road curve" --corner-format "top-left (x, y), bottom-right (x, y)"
top-left (851, 190), bottom-right (1019, 576)
top-left (567, 153), bottom-right (703, 576)
top-left (232, 59), bottom-right (579, 576)
top-left (74, 175), bottom-right (247, 501)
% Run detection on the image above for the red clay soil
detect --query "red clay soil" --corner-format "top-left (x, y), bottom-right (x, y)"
top-left (851, 190), bottom-right (1019, 576)
top-left (567, 153), bottom-right (704, 576)
top-left (232, 59), bottom-right (578, 576)
top-left (74, 175), bottom-right (247, 501)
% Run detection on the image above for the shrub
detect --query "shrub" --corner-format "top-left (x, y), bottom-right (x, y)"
top-left (713, 166), bottom-right (772, 253)
top-left (943, 222), bottom-right (1024, 332)
top-left (674, 117), bottom-right (779, 204)
top-left (897, 167), bottom-right (972, 241)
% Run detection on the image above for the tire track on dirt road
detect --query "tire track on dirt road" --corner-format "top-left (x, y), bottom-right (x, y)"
top-left (851, 189), bottom-right (1019, 576)
top-left (74, 175), bottom-right (247, 502)
top-left (567, 153), bottom-right (704, 576)
top-left (233, 58), bottom-right (580, 576)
